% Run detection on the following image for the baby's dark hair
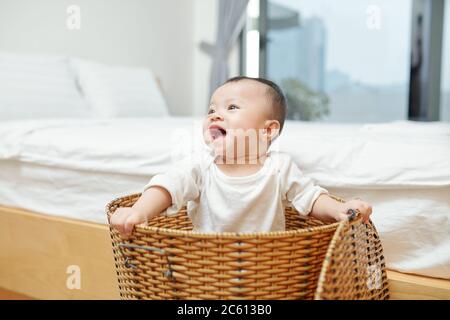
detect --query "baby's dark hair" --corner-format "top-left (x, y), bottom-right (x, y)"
top-left (224, 76), bottom-right (287, 134)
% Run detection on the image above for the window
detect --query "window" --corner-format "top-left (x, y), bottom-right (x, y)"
top-left (243, 0), bottom-right (414, 123)
top-left (441, 2), bottom-right (450, 121)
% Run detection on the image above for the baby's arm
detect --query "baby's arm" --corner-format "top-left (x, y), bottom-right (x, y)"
top-left (311, 194), bottom-right (372, 223)
top-left (110, 186), bottom-right (172, 237)
top-left (110, 154), bottom-right (203, 237)
top-left (280, 154), bottom-right (373, 224)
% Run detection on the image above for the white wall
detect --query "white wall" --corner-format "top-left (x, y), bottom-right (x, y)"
top-left (0, 0), bottom-right (240, 116)
top-left (0, 0), bottom-right (194, 116)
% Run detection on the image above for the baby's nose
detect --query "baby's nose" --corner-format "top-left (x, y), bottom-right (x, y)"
top-left (209, 113), bottom-right (223, 121)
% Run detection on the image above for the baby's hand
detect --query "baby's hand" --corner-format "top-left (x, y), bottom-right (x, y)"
top-left (336, 199), bottom-right (373, 224)
top-left (110, 207), bottom-right (147, 238)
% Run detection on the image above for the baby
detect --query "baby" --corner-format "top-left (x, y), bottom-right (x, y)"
top-left (111, 76), bottom-right (372, 237)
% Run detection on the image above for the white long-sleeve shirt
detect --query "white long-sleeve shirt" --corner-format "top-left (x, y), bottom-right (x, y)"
top-left (143, 151), bottom-right (328, 233)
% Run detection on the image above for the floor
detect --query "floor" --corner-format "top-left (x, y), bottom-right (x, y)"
top-left (0, 287), bottom-right (34, 300)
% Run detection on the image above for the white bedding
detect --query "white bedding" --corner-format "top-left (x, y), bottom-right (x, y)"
top-left (0, 117), bottom-right (449, 279)
top-left (1, 118), bottom-right (449, 186)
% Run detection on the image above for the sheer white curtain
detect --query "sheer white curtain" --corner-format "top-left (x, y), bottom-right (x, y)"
top-left (200, 0), bottom-right (249, 98)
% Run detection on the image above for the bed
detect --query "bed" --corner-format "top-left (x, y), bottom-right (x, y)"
top-left (0, 53), bottom-right (449, 300)
top-left (0, 117), bottom-right (449, 299)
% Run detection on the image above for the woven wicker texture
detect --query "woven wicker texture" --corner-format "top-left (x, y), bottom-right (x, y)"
top-left (107, 193), bottom-right (389, 300)
top-left (314, 218), bottom-right (390, 300)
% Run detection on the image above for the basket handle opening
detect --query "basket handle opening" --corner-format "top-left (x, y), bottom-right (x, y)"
top-left (118, 243), bottom-right (174, 280)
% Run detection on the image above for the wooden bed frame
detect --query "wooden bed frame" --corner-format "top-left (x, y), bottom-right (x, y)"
top-left (1, 204), bottom-right (449, 300)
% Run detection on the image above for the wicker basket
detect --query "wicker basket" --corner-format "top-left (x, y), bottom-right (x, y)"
top-left (106, 193), bottom-right (389, 300)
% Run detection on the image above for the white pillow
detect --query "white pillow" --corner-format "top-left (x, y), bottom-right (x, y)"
top-left (0, 52), bottom-right (90, 121)
top-left (70, 58), bottom-right (169, 118)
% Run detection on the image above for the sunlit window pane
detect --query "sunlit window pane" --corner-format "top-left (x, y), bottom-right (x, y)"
top-left (246, 30), bottom-right (260, 77)
top-left (245, 0), bottom-right (260, 78)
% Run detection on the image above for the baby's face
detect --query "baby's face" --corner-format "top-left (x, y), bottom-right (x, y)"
top-left (203, 80), bottom-right (276, 161)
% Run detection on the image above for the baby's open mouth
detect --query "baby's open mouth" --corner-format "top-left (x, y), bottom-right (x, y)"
top-left (209, 125), bottom-right (227, 141)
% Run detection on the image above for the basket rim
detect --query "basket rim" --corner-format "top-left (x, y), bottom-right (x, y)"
top-left (106, 193), bottom-right (343, 239)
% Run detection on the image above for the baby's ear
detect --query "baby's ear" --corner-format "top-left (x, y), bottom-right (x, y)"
top-left (264, 120), bottom-right (280, 139)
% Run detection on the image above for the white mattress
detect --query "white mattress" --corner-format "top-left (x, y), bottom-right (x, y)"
top-left (0, 117), bottom-right (449, 279)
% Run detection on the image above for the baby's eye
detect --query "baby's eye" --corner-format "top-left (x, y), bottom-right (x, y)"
top-left (207, 109), bottom-right (215, 115)
top-left (228, 104), bottom-right (239, 110)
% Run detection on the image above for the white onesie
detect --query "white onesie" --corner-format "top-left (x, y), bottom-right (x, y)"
top-left (143, 151), bottom-right (328, 233)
